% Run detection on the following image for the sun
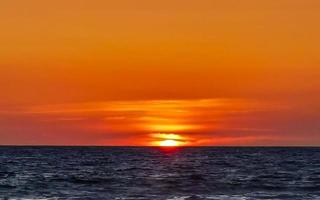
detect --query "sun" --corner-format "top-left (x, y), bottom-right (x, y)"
top-left (159, 139), bottom-right (179, 147)
top-left (149, 133), bottom-right (189, 147)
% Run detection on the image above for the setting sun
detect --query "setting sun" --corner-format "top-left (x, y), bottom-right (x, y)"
top-left (159, 140), bottom-right (179, 147)
top-left (150, 133), bottom-right (189, 146)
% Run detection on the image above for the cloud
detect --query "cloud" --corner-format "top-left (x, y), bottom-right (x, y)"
top-left (0, 98), bottom-right (318, 146)
top-left (0, 99), bottom-right (269, 145)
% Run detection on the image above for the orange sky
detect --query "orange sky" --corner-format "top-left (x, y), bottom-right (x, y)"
top-left (0, 0), bottom-right (319, 146)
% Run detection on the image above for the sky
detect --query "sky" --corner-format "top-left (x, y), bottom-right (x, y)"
top-left (0, 0), bottom-right (319, 146)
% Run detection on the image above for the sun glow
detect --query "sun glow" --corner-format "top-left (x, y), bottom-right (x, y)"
top-left (147, 124), bottom-right (197, 132)
top-left (150, 133), bottom-right (188, 146)
top-left (150, 133), bottom-right (184, 140)
top-left (159, 139), bottom-right (179, 147)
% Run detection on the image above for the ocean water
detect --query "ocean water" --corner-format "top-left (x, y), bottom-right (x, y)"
top-left (0, 147), bottom-right (319, 200)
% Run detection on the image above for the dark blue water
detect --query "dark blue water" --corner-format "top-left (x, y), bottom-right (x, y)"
top-left (0, 147), bottom-right (319, 199)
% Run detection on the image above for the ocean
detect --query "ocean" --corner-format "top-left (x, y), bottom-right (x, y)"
top-left (0, 147), bottom-right (319, 199)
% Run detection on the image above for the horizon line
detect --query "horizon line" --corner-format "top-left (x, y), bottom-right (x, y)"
top-left (0, 145), bottom-right (319, 148)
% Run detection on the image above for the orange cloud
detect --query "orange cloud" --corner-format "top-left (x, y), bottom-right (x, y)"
top-left (10, 98), bottom-right (273, 146)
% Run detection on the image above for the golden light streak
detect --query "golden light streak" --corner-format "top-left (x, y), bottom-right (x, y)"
top-left (146, 124), bottom-right (198, 132)
top-left (159, 140), bottom-right (180, 147)
top-left (150, 133), bottom-right (185, 140)
top-left (150, 133), bottom-right (189, 147)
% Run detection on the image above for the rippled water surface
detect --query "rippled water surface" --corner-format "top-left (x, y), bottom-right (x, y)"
top-left (0, 147), bottom-right (319, 199)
